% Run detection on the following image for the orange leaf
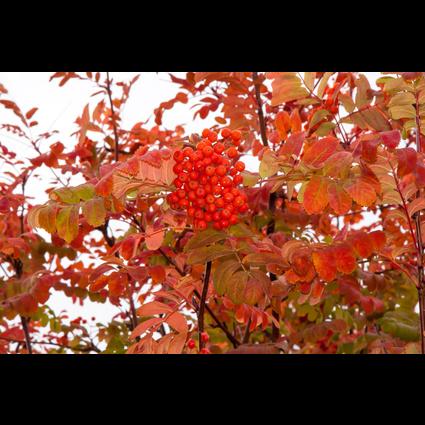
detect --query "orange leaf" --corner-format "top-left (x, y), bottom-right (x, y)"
top-left (344, 178), bottom-right (376, 207)
top-left (302, 136), bottom-right (339, 168)
top-left (145, 224), bottom-right (164, 250)
top-left (327, 182), bottom-right (352, 215)
top-left (303, 176), bottom-right (329, 214)
top-left (334, 244), bottom-right (356, 274)
top-left (312, 248), bottom-right (337, 282)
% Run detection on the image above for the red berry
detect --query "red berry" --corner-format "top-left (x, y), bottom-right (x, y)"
top-left (188, 180), bottom-right (198, 190)
top-left (177, 189), bottom-right (186, 199)
top-left (179, 198), bottom-right (189, 208)
top-left (189, 171), bottom-right (199, 180)
top-left (183, 147), bottom-right (193, 157)
top-left (207, 203), bottom-right (217, 213)
top-left (202, 129), bottom-right (210, 138)
top-left (221, 128), bottom-right (231, 138)
top-left (208, 131), bottom-right (218, 142)
top-left (210, 175), bottom-right (219, 185)
top-left (230, 215), bottom-right (239, 225)
top-left (221, 176), bottom-right (232, 187)
top-left (205, 166), bottom-right (215, 176)
top-left (220, 219), bottom-right (230, 229)
top-left (215, 198), bottom-right (225, 208)
top-left (188, 339), bottom-right (196, 349)
top-left (226, 147), bottom-right (238, 158)
top-left (178, 173), bottom-right (188, 183)
top-left (196, 187), bottom-right (206, 198)
top-left (206, 194), bottom-right (215, 204)
top-left (234, 161), bottom-right (245, 172)
top-left (174, 178), bottom-right (183, 188)
top-left (204, 213), bottom-right (213, 222)
top-left (203, 146), bottom-right (214, 157)
top-left (216, 165), bottom-right (227, 176)
top-left (231, 130), bottom-right (242, 142)
top-left (187, 207), bottom-right (196, 217)
top-left (239, 203), bottom-right (249, 213)
top-left (213, 221), bottom-right (222, 230)
top-left (201, 332), bottom-right (209, 343)
top-left (224, 193), bottom-right (234, 203)
top-left (214, 142), bottom-right (225, 154)
top-left (233, 175), bottom-right (243, 185)
top-left (234, 196), bottom-right (245, 207)
top-left (173, 151), bottom-right (184, 162)
top-left (197, 141), bottom-right (207, 151)
top-left (188, 191), bottom-right (197, 201)
top-left (173, 163), bottom-right (183, 174)
top-left (222, 209), bottom-right (231, 219)
top-left (196, 198), bottom-right (206, 208)
top-left (212, 211), bottom-right (222, 221)
top-left (194, 209), bottom-right (204, 220)
top-left (197, 220), bottom-right (207, 230)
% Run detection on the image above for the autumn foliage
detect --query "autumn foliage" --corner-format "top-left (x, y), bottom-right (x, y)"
top-left (1, 71), bottom-right (425, 354)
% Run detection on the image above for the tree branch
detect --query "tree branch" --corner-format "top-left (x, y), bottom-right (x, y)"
top-left (106, 72), bottom-right (120, 162)
top-left (198, 260), bottom-right (212, 350)
top-left (252, 72), bottom-right (268, 147)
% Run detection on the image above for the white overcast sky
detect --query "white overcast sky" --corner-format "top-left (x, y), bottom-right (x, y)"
top-left (0, 72), bottom-right (382, 326)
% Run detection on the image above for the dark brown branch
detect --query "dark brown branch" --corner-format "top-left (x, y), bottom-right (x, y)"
top-left (414, 92), bottom-right (425, 354)
top-left (0, 335), bottom-right (100, 353)
top-left (20, 316), bottom-right (32, 354)
top-left (198, 260), bottom-right (212, 350)
top-left (106, 72), bottom-right (120, 162)
top-left (252, 72), bottom-right (268, 147)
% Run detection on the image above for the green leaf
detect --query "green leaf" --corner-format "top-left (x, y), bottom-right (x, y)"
top-left (241, 171), bottom-right (260, 187)
top-left (315, 121), bottom-right (336, 136)
top-left (56, 205), bottom-right (79, 243)
top-left (259, 149), bottom-right (279, 178)
top-left (316, 72), bottom-right (334, 99)
top-left (213, 259), bottom-right (241, 295)
top-left (226, 271), bottom-right (249, 304)
top-left (184, 228), bottom-right (227, 252)
top-left (378, 310), bottom-right (419, 341)
top-left (309, 109), bottom-right (331, 129)
top-left (304, 72), bottom-right (316, 91)
top-left (82, 197), bottom-right (106, 227)
top-left (338, 93), bottom-right (355, 113)
top-left (389, 104), bottom-right (416, 120)
top-left (388, 91), bottom-right (416, 108)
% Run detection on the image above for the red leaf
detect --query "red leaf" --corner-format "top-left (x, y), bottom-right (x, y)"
top-left (380, 130), bottom-right (400, 149)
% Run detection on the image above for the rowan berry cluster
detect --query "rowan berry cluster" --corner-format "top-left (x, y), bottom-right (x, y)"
top-left (167, 128), bottom-right (249, 231)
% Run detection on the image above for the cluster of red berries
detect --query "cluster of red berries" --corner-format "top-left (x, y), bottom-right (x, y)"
top-left (167, 128), bottom-right (249, 231)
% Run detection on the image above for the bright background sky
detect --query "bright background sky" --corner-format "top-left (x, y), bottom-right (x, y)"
top-left (0, 72), bottom-right (382, 327)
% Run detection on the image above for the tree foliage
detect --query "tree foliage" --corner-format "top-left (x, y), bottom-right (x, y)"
top-left (1, 71), bottom-right (425, 354)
